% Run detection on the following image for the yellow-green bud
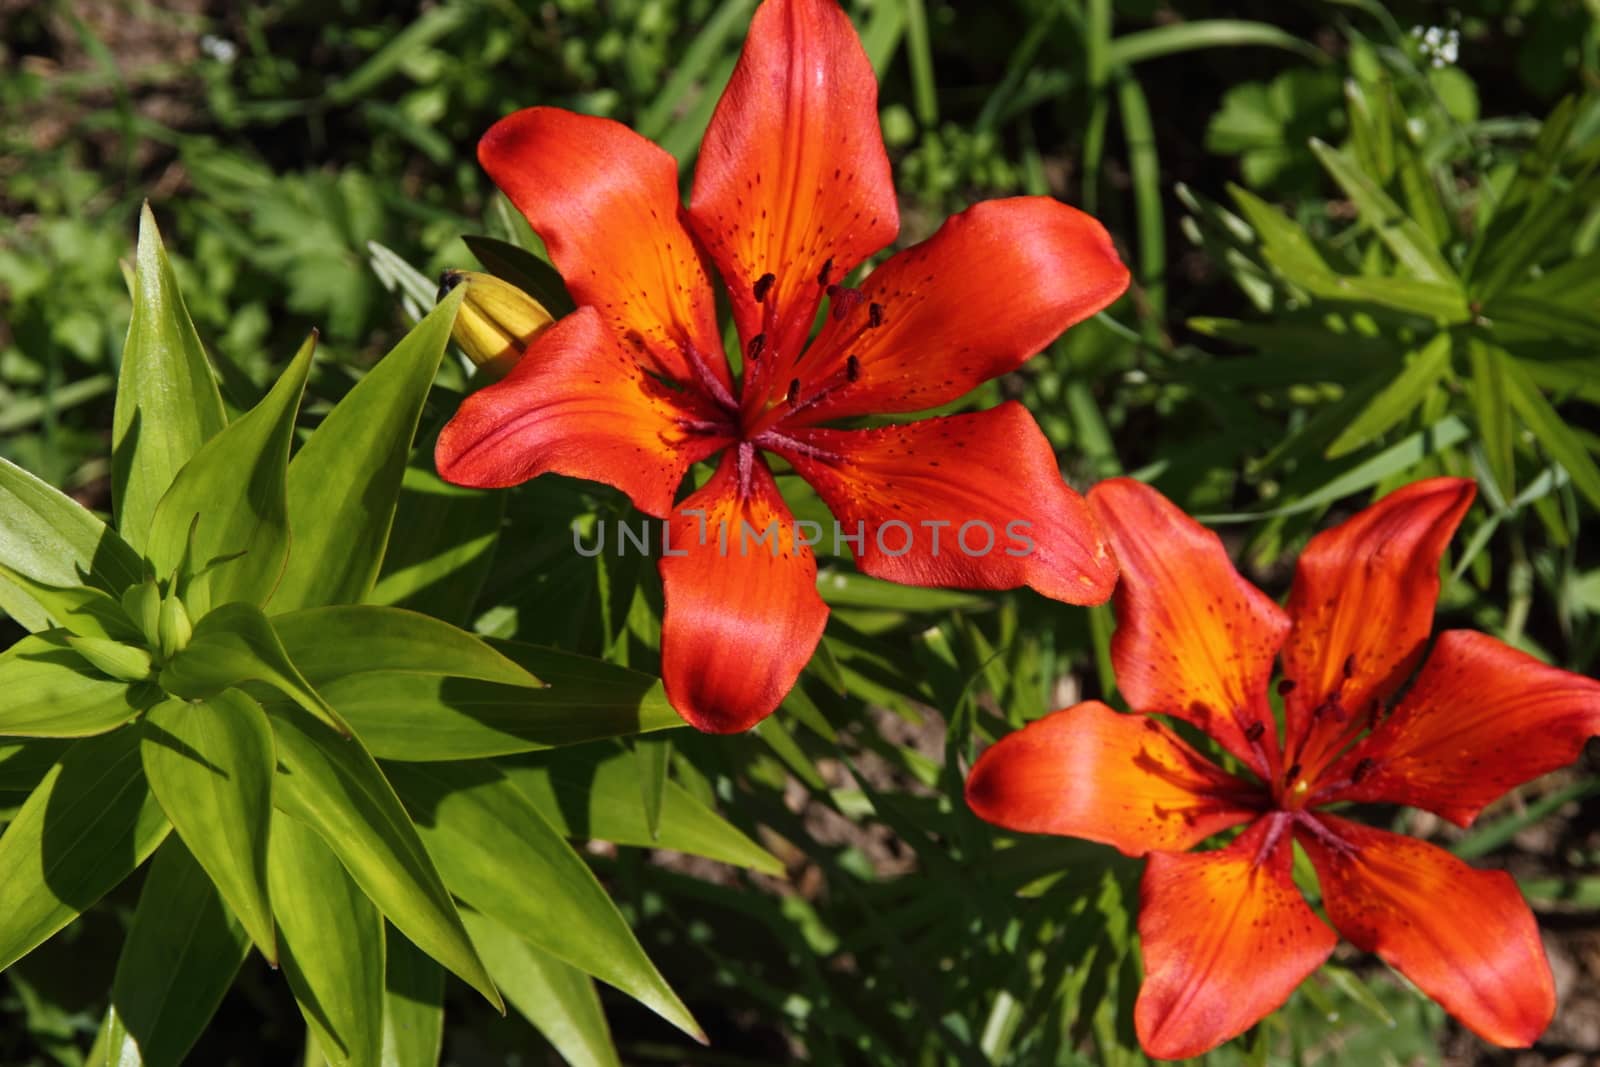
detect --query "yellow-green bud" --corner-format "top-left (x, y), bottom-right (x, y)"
top-left (121, 578), bottom-right (162, 647)
top-left (439, 270), bottom-right (554, 380)
top-left (158, 594), bottom-right (194, 660)
top-left (66, 636), bottom-right (153, 683)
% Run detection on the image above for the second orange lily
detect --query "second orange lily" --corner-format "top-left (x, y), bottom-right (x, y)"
top-left (437, 0), bottom-right (1129, 732)
top-left (967, 476), bottom-right (1600, 1058)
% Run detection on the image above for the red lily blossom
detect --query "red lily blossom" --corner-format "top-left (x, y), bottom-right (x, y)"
top-left (966, 476), bottom-right (1600, 1059)
top-left (436, 0), bottom-right (1129, 733)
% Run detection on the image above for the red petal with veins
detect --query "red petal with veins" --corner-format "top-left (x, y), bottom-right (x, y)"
top-left (785, 197), bottom-right (1128, 424)
top-left (1317, 629), bottom-right (1600, 824)
top-left (659, 449), bottom-right (828, 733)
top-left (1280, 477), bottom-right (1475, 781)
top-left (773, 403), bottom-right (1117, 605)
top-left (687, 0), bottom-right (896, 403)
top-left (479, 107), bottom-right (731, 396)
top-left (965, 701), bottom-right (1262, 856)
top-left (1298, 815), bottom-right (1554, 1048)
top-left (1087, 478), bottom-right (1289, 780)
top-left (435, 308), bottom-right (732, 515)
top-left (1135, 816), bottom-right (1337, 1060)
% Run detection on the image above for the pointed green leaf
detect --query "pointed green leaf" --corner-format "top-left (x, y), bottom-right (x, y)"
top-left (112, 205), bottom-right (229, 551)
top-left (274, 293), bottom-right (463, 612)
top-left (637, 737), bottom-right (670, 842)
top-left (160, 602), bottom-right (350, 736)
top-left (1309, 139), bottom-right (1458, 284)
top-left (381, 927), bottom-right (444, 1067)
top-left (269, 814), bottom-right (385, 1067)
top-left (93, 838), bottom-right (251, 1067)
top-left (500, 746), bottom-right (782, 875)
top-left (1325, 332), bottom-right (1453, 458)
top-left (388, 762), bottom-right (699, 1040)
top-left (307, 642), bottom-right (680, 762)
top-left (0, 729), bottom-right (171, 971)
top-left (1467, 336), bottom-right (1516, 497)
top-left (0, 633), bottom-right (153, 738)
top-left (271, 605), bottom-right (541, 689)
top-left (141, 691), bottom-right (277, 960)
top-left (0, 457), bottom-right (145, 595)
top-left (145, 333), bottom-right (316, 610)
top-left (1501, 354), bottom-right (1600, 510)
top-left (367, 466), bottom-right (504, 627)
top-left (266, 703), bottom-right (499, 1009)
top-left (0, 571), bottom-right (144, 642)
top-left (462, 909), bottom-right (620, 1067)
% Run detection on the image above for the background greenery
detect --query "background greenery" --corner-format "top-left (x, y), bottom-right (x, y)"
top-left (2, 0), bottom-right (1598, 1064)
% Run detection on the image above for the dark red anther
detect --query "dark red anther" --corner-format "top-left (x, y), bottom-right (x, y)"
top-left (747, 333), bottom-right (766, 362)
top-left (1244, 721), bottom-right (1265, 743)
top-left (786, 378), bottom-right (801, 407)
top-left (753, 272), bottom-right (777, 303)
top-left (1351, 757), bottom-right (1375, 784)
top-left (846, 354), bottom-right (861, 382)
top-left (1285, 762), bottom-right (1302, 783)
top-left (830, 287), bottom-right (865, 321)
top-left (868, 302), bottom-right (884, 328)
top-left (1342, 654), bottom-right (1357, 679)
top-left (1276, 678), bottom-right (1296, 696)
top-left (817, 258), bottom-right (833, 287)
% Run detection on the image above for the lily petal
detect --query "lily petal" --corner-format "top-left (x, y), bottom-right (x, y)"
top-left (436, 308), bottom-right (732, 515)
top-left (1297, 815), bottom-right (1554, 1048)
top-left (688, 0), bottom-right (897, 398)
top-left (659, 448), bottom-right (828, 733)
top-left (787, 197), bottom-right (1128, 423)
top-left (479, 107), bottom-right (731, 396)
top-left (1088, 478), bottom-right (1290, 780)
top-left (965, 701), bottom-right (1262, 856)
top-left (1281, 477), bottom-right (1475, 780)
top-left (773, 402), bottom-right (1117, 605)
top-left (1136, 816), bottom-right (1338, 1060)
top-left (1318, 630), bottom-right (1600, 825)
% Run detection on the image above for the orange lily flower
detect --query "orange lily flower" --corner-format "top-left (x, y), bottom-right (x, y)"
top-left (436, 0), bottom-right (1128, 733)
top-left (966, 476), bottom-right (1600, 1059)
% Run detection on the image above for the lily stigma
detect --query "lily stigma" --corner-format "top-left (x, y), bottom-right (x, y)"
top-left (437, 0), bottom-right (1130, 732)
top-left (967, 477), bottom-right (1600, 1058)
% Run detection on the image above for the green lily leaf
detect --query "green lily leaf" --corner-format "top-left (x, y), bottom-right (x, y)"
top-left (637, 736), bottom-right (670, 842)
top-left (310, 641), bottom-right (680, 762)
top-left (90, 838), bottom-right (251, 1067)
top-left (462, 909), bottom-right (620, 1067)
top-left (141, 690), bottom-right (277, 960)
top-left (271, 604), bottom-right (541, 689)
top-left (145, 332), bottom-right (316, 612)
top-left (499, 744), bottom-right (784, 876)
top-left (266, 703), bottom-right (500, 1010)
top-left (112, 204), bottom-right (229, 552)
top-left (0, 568), bottom-right (145, 642)
top-left (0, 741), bottom-right (69, 793)
top-left (381, 927), bottom-right (445, 1067)
top-left (387, 761), bottom-right (700, 1041)
top-left (268, 813), bottom-right (385, 1067)
top-left (367, 466), bottom-right (504, 627)
top-left (0, 633), bottom-right (153, 738)
top-left (1501, 352), bottom-right (1600, 511)
top-left (1325, 332), bottom-right (1453, 459)
top-left (274, 290), bottom-right (463, 612)
top-left (0, 457), bottom-right (145, 597)
top-left (0, 729), bottom-right (171, 972)
top-left (1308, 139), bottom-right (1459, 285)
top-left (160, 601), bottom-right (350, 737)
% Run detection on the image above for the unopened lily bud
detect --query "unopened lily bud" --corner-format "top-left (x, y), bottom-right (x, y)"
top-left (66, 635), bottom-right (153, 683)
top-left (438, 270), bottom-right (553, 380)
top-left (158, 593), bottom-right (193, 660)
